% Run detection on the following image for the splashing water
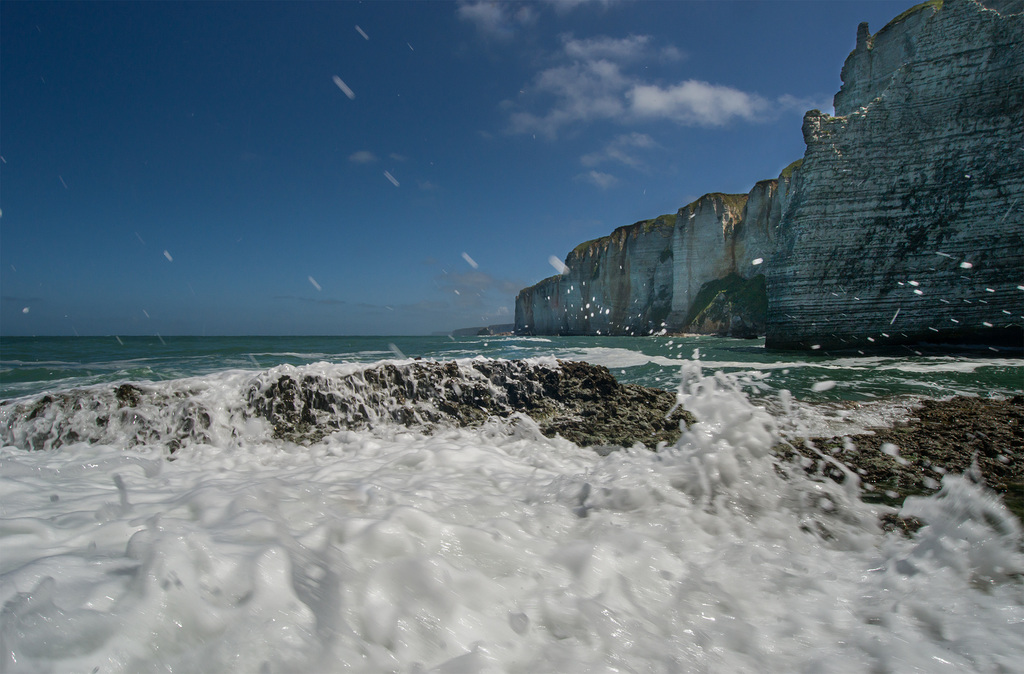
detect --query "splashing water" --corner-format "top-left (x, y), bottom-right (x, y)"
top-left (0, 353), bottom-right (1021, 672)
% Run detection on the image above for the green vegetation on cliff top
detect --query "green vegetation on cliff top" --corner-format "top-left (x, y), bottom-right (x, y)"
top-left (780, 158), bottom-right (803, 179)
top-left (570, 213), bottom-right (675, 258)
top-left (682, 192), bottom-right (748, 215)
top-left (568, 192), bottom-right (753, 261)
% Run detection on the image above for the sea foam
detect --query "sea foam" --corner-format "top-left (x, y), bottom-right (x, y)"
top-left (1, 360), bottom-right (1021, 673)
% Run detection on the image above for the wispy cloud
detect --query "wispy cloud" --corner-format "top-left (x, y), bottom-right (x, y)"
top-left (561, 33), bottom-right (653, 61)
top-left (544, 0), bottom-right (621, 14)
top-left (507, 31), bottom-right (807, 138)
top-left (778, 93), bottom-right (835, 115)
top-left (508, 57), bottom-right (629, 137)
top-left (580, 132), bottom-right (656, 169)
top-left (274, 295), bottom-right (348, 306)
top-left (575, 170), bottom-right (618, 189)
top-left (437, 269), bottom-right (522, 302)
top-left (457, 1), bottom-right (536, 39)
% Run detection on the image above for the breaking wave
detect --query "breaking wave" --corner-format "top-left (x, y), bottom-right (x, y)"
top-left (1, 358), bottom-right (1021, 672)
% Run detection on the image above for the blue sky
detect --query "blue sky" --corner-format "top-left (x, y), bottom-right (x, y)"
top-left (1, 0), bottom-right (909, 336)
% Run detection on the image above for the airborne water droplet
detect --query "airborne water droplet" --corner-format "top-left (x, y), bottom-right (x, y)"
top-left (332, 75), bottom-right (356, 99)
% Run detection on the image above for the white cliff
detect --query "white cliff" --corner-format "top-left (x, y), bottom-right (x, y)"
top-left (515, 175), bottom-right (792, 336)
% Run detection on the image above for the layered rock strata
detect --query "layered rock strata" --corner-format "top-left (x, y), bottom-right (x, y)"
top-left (766, 0), bottom-right (1024, 349)
top-left (515, 177), bottom-right (791, 336)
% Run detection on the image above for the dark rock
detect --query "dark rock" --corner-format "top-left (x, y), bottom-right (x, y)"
top-left (786, 395), bottom-right (1024, 521)
top-left (115, 383), bottom-right (143, 407)
top-left (247, 359), bottom-right (694, 448)
top-left (1, 382), bottom-right (212, 452)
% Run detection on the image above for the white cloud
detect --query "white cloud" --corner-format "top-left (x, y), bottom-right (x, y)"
top-left (576, 170), bottom-right (618, 189)
top-left (457, 1), bottom-right (535, 39)
top-left (349, 150), bottom-right (378, 164)
top-left (778, 93), bottom-right (834, 116)
top-left (458, 1), bottom-right (507, 35)
top-left (561, 34), bottom-right (651, 62)
top-left (508, 58), bottom-right (629, 137)
top-left (628, 80), bottom-right (768, 126)
top-left (545, 0), bottom-right (620, 14)
top-left (507, 31), bottom-right (808, 138)
top-left (660, 45), bottom-right (685, 62)
top-left (437, 269), bottom-right (522, 307)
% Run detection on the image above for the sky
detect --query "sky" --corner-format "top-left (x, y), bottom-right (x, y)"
top-left (1, 0), bottom-right (911, 337)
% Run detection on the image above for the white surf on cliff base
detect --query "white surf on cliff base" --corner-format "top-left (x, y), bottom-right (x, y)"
top-left (1, 354), bottom-right (1021, 673)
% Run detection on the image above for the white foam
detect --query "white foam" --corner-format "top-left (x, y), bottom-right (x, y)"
top-left (558, 347), bottom-right (680, 369)
top-left (1, 364), bottom-right (1021, 672)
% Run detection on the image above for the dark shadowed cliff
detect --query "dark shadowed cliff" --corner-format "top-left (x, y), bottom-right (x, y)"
top-left (767, 0), bottom-right (1023, 350)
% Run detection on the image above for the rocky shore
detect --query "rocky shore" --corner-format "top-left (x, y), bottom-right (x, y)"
top-left (7, 357), bottom-right (1018, 522)
top-left (249, 359), bottom-right (694, 450)
top-left (254, 359), bottom-right (1022, 521)
top-left (792, 395), bottom-right (1024, 522)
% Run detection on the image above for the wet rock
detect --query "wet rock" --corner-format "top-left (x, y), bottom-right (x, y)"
top-left (247, 359), bottom-right (694, 448)
top-left (787, 395), bottom-right (1024, 521)
top-left (1, 383), bottom-right (212, 452)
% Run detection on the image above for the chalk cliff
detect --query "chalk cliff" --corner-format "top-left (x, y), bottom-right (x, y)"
top-left (515, 176), bottom-right (791, 336)
top-left (766, 0), bottom-right (1024, 349)
top-left (516, 0), bottom-right (1022, 348)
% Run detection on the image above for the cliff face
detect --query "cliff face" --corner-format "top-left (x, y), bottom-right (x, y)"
top-left (515, 178), bottom-right (790, 336)
top-left (767, 0), bottom-right (1024, 349)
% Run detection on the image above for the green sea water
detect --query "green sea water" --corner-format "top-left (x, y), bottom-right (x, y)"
top-left (2, 334), bottom-right (1020, 402)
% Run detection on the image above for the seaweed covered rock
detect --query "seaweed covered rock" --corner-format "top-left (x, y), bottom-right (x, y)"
top-left (787, 395), bottom-right (1024, 521)
top-left (248, 359), bottom-right (693, 448)
top-left (2, 360), bottom-right (694, 453)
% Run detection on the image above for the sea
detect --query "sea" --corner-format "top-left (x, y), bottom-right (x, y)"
top-left (1, 335), bottom-right (1022, 673)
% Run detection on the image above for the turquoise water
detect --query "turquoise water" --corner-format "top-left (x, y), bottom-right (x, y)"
top-left (2, 334), bottom-right (1021, 402)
